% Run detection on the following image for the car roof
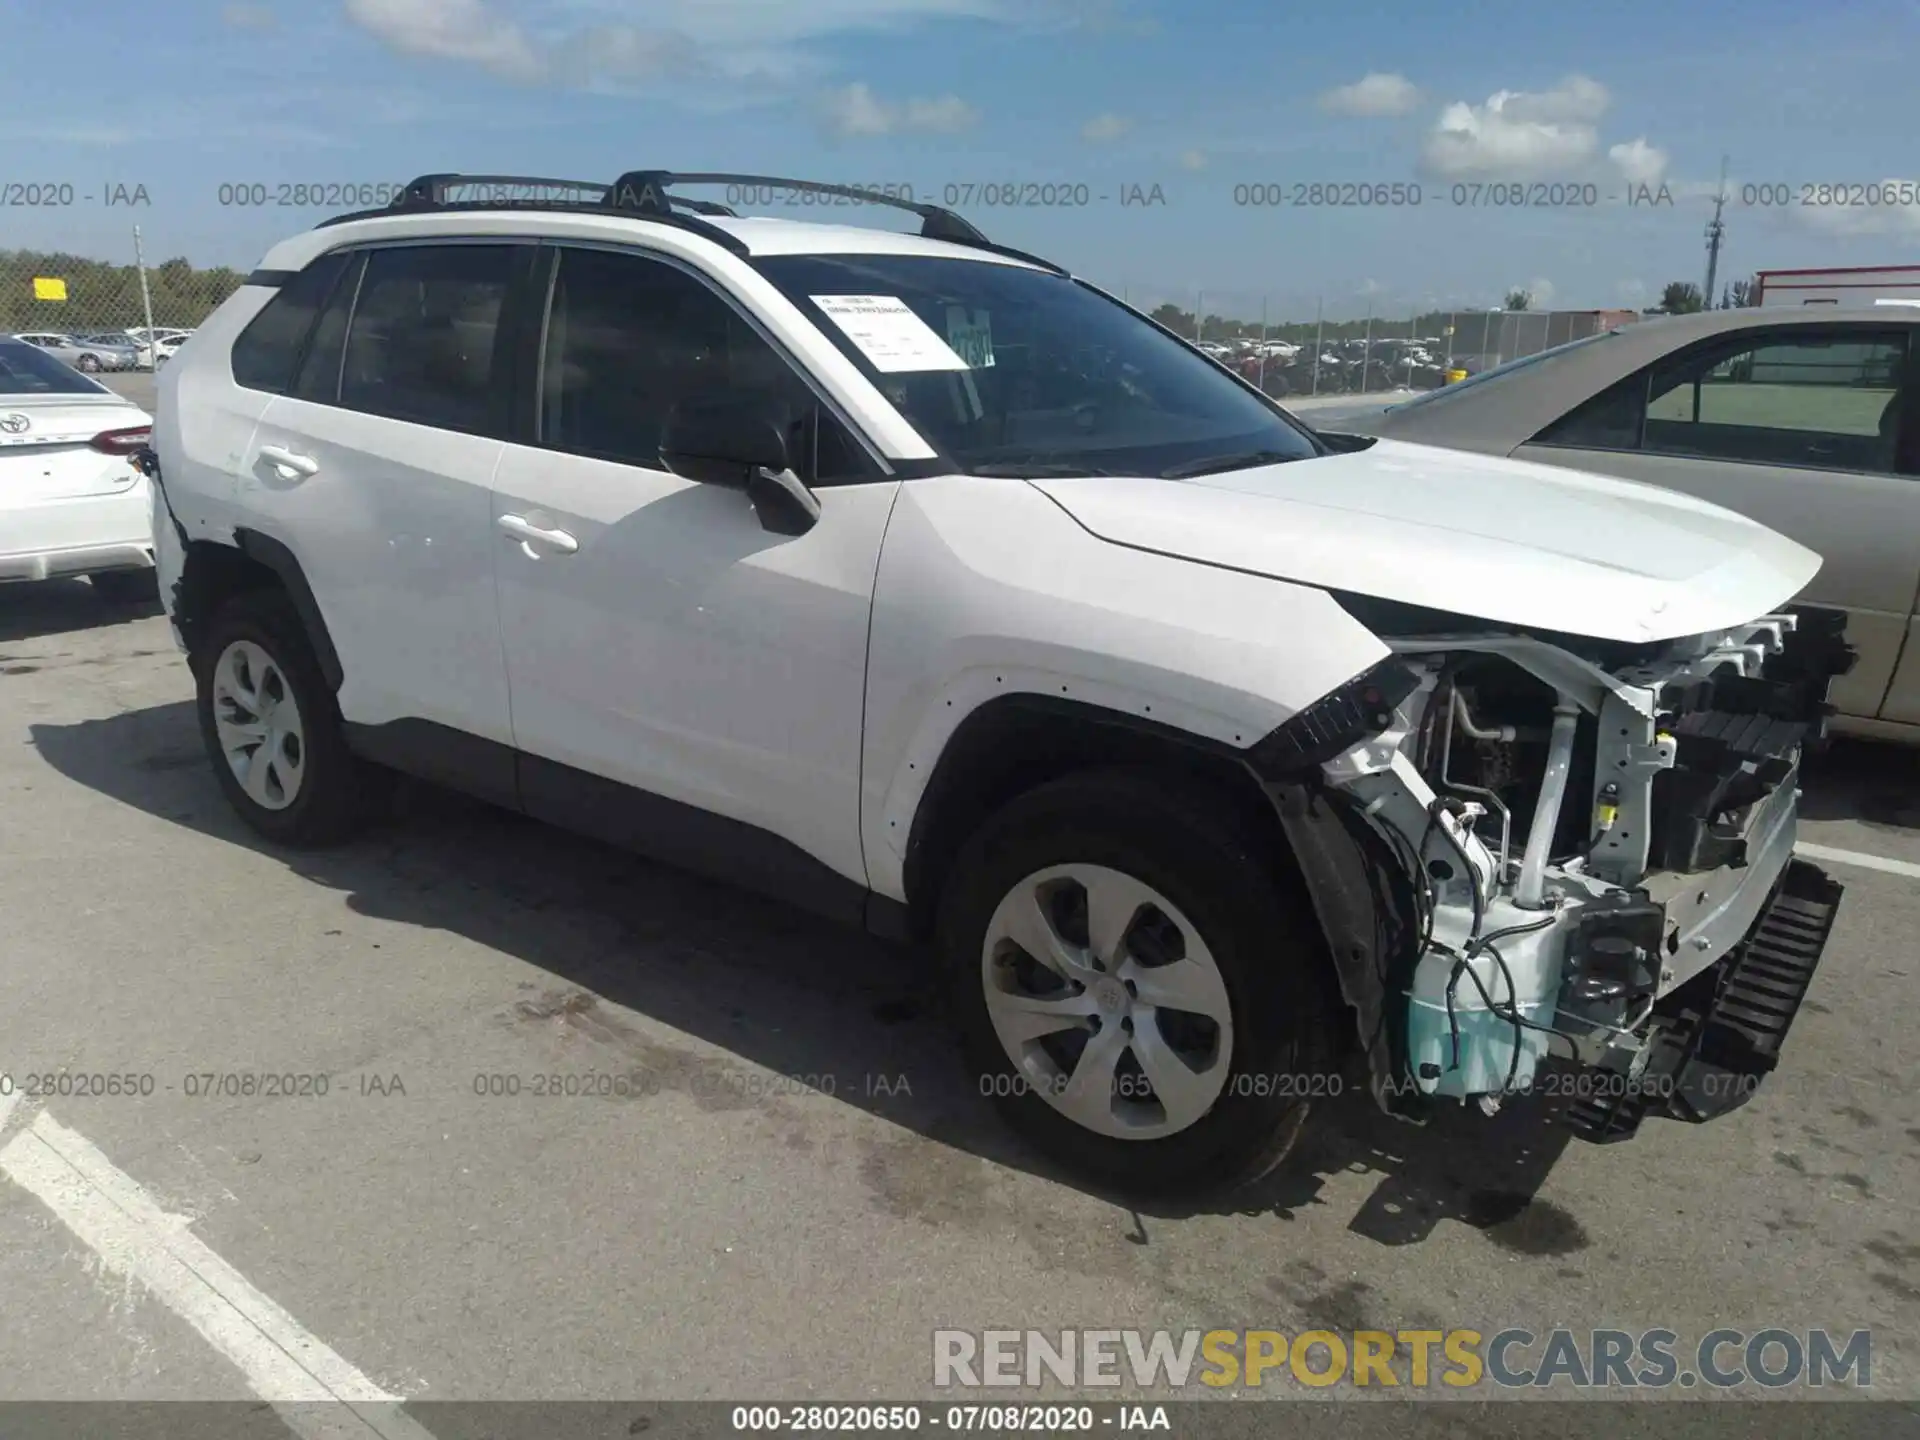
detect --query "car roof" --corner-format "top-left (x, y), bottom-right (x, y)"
top-left (1370, 307), bottom-right (1917, 451)
top-left (256, 208), bottom-right (1052, 277)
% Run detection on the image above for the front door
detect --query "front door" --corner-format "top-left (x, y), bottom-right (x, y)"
top-left (489, 243), bottom-right (898, 896)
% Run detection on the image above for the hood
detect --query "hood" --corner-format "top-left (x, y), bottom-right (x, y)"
top-left (1029, 438), bottom-right (1820, 644)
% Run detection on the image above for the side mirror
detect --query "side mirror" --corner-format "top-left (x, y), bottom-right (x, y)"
top-left (659, 398), bottom-right (820, 537)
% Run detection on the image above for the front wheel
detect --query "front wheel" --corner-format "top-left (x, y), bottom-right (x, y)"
top-left (75, 354), bottom-right (100, 373)
top-left (936, 769), bottom-right (1337, 1200)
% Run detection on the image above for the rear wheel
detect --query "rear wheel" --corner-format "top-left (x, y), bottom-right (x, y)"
top-left (193, 589), bottom-right (384, 846)
top-left (75, 353), bottom-right (100, 373)
top-left (936, 769), bottom-right (1337, 1199)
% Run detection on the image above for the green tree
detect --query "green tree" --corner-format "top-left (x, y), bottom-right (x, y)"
top-left (0, 248), bottom-right (246, 332)
top-left (1504, 289), bottom-right (1532, 311)
top-left (1728, 276), bottom-right (1757, 308)
top-left (1659, 281), bottom-right (1705, 314)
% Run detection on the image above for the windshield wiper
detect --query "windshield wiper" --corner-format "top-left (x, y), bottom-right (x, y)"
top-left (971, 462), bottom-right (1117, 477)
top-left (1159, 449), bottom-right (1300, 479)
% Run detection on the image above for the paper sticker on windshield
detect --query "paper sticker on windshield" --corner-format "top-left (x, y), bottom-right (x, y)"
top-left (945, 306), bottom-right (995, 368)
top-left (810, 295), bottom-right (968, 373)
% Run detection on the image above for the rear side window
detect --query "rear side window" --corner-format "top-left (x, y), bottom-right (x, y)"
top-left (292, 253), bottom-right (365, 403)
top-left (339, 244), bottom-right (517, 435)
top-left (229, 252), bottom-right (352, 393)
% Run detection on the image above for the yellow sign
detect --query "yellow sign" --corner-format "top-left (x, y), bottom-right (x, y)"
top-left (32, 277), bottom-right (67, 301)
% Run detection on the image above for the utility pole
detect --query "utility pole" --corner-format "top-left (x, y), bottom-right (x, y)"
top-left (1703, 155), bottom-right (1729, 310)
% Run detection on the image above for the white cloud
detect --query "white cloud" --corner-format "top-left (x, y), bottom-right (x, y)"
top-left (1524, 276), bottom-right (1556, 307)
top-left (1179, 149), bottom-right (1207, 171)
top-left (821, 82), bottom-right (977, 136)
top-left (1421, 74), bottom-right (1612, 178)
top-left (1789, 184), bottom-right (1920, 238)
top-left (1608, 137), bottom-right (1668, 185)
top-left (343, 0), bottom-right (544, 80)
top-left (222, 2), bottom-right (276, 28)
top-left (1081, 112), bottom-right (1130, 142)
top-left (342, 0), bottom-right (1008, 90)
top-left (1318, 72), bottom-right (1421, 118)
top-left (903, 94), bottom-right (979, 131)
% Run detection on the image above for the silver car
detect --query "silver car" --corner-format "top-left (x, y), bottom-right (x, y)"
top-left (1339, 308), bottom-right (1920, 743)
top-left (12, 331), bottom-right (141, 374)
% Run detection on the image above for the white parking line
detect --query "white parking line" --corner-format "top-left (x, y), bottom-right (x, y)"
top-left (1796, 841), bottom-right (1920, 881)
top-left (0, 1111), bottom-right (435, 1440)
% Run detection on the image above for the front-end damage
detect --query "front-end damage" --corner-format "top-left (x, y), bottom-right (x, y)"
top-left (1256, 603), bottom-right (1854, 1141)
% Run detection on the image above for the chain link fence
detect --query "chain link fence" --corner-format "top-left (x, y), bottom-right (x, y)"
top-left (1, 221), bottom-right (1640, 393)
top-left (1100, 284), bottom-right (1641, 401)
top-left (1, 227), bottom-right (246, 373)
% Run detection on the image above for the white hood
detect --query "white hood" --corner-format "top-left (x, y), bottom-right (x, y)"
top-left (1031, 438), bottom-right (1821, 644)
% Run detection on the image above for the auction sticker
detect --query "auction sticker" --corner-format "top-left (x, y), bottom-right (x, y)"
top-left (811, 295), bottom-right (969, 372)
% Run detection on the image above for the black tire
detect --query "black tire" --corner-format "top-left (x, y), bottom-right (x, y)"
top-left (936, 768), bottom-right (1338, 1201)
top-left (89, 568), bottom-right (159, 603)
top-left (192, 588), bottom-right (384, 846)
top-left (76, 354), bottom-right (100, 373)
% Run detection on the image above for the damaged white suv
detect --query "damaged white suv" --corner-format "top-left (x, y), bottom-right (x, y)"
top-left (144, 173), bottom-right (1852, 1196)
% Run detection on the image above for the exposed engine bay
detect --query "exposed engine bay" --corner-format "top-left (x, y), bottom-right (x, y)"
top-left (1261, 601), bottom-right (1855, 1142)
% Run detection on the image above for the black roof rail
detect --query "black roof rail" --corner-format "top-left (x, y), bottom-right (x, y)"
top-left (314, 172), bottom-right (749, 256)
top-left (314, 170), bottom-right (1069, 275)
top-left (609, 171), bottom-right (1070, 274)
top-left (609, 171), bottom-right (987, 241)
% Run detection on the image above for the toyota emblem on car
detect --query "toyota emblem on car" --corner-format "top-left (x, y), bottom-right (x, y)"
top-left (0, 413), bottom-right (30, 434)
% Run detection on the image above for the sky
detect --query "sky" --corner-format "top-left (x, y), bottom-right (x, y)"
top-left (3, 0), bottom-right (1918, 321)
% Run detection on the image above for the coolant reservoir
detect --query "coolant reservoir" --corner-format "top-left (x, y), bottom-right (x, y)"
top-left (1404, 938), bottom-right (1562, 1099)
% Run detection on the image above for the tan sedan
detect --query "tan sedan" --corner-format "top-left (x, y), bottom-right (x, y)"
top-left (1339, 307), bottom-right (1920, 742)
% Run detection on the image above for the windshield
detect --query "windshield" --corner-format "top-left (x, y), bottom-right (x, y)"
top-left (0, 340), bottom-right (110, 394)
top-left (1386, 328), bottom-right (1621, 412)
top-left (753, 254), bottom-right (1322, 477)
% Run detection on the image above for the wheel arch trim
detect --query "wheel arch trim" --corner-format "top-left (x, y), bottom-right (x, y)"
top-left (228, 528), bottom-right (344, 692)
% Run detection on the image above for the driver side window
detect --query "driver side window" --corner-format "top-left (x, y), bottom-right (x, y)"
top-left (537, 247), bottom-right (874, 485)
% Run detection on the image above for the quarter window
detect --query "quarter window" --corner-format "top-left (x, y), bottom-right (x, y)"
top-left (229, 252), bottom-right (351, 394)
top-left (338, 245), bottom-right (517, 434)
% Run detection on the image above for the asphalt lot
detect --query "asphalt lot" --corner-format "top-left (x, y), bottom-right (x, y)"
top-left (1, 577), bottom-right (1917, 1431)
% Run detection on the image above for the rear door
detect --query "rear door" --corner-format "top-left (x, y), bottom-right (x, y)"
top-left (244, 240), bottom-right (529, 756)
top-left (1517, 322), bottom-right (1920, 723)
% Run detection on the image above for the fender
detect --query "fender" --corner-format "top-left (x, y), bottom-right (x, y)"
top-left (231, 527), bottom-right (345, 691)
top-left (858, 476), bottom-right (1390, 902)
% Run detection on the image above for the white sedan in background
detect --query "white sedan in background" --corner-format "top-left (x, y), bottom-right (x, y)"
top-left (0, 335), bottom-right (158, 600)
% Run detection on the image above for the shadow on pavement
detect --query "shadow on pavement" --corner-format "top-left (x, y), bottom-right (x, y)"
top-left (0, 577), bottom-right (164, 646)
top-left (1800, 736), bottom-right (1920, 833)
top-left (31, 698), bottom-right (1578, 1249)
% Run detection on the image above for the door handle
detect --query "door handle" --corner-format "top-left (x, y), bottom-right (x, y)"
top-left (257, 444), bottom-right (319, 478)
top-left (496, 513), bottom-right (579, 554)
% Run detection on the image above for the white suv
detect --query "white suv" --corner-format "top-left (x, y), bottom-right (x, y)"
top-left (145, 172), bottom-right (1852, 1197)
